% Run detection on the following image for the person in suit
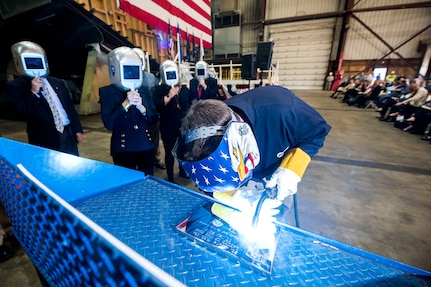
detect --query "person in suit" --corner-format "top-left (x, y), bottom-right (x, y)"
top-left (189, 60), bottom-right (221, 101)
top-left (99, 47), bottom-right (155, 175)
top-left (7, 41), bottom-right (83, 156)
top-left (133, 48), bottom-right (166, 170)
top-left (152, 60), bottom-right (192, 182)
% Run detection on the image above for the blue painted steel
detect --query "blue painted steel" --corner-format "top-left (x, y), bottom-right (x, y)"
top-left (76, 178), bottom-right (431, 286)
top-left (0, 138), bottom-right (145, 203)
top-left (1, 137), bottom-right (430, 286)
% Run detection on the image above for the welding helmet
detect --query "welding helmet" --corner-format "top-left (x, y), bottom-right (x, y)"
top-left (108, 46), bottom-right (143, 91)
top-left (173, 119), bottom-right (260, 193)
top-left (195, 60), bottom-right (209, 80)
top-left (11, 41), bottom-right (49, 77)
top-left (160, 60), bottom-right (179, 87)
top-left (132, 47), bottom-right (146, 71)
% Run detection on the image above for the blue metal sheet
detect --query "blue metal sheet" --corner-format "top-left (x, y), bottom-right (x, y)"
top-left (0, 138), bottom-right (145, 202)
top-left (1, 137), bottom-right (430, 286)
top-left (75, 178), bottom-right (431, 286)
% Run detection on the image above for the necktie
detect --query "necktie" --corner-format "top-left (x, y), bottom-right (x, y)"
top-left (42, 85), bottom-right (64, 133)
top-left (198, 86), bottom-right (203, 98)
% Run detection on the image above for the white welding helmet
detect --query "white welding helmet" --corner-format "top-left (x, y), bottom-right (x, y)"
top-left (11, 41), bottom-right (49, 77)
top-left (160, 60), bottom-right (179, 87)
top-left (173, 119), bottom-right (261, 193)
top-left (195, 60), bottom-right (209, 80)
top-left (132, 47), bottom-right (146, 71)
top-left (108, 46), bottom-right (143, 91)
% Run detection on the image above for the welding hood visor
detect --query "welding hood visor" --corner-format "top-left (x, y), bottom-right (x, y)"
top-left (160, 60), bottom-right (179, 87)
top-left (132, 48), bottom-right (146, 71)
top-left (108, 46), bottom-right (143, 91)
top-left (11, 41), bottom-right (49, 78)
top-left (195, 60), bottom-right (209, 80)
top-left (173, 121), bottom-right (260, 193)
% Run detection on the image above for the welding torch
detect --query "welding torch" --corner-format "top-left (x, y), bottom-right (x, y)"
top-left (251, 186), bottom-right (278, 228)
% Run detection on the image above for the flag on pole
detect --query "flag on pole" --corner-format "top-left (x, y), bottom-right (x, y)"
top-left (192, 33), bottom-right (197, 63)
top-left (177, 23), bottom-right (183, 62)
top-left (200, 33), bottom-right (204, 61)
top-left (185, 29), bottom-right (191, 62)
top-left (168, 21), bottom-right (174, 60)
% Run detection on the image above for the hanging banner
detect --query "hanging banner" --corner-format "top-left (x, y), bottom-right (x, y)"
top-left (119, 0), bottom-right (212, 49)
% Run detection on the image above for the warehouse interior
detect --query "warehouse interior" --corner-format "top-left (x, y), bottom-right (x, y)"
top-left (0, 0), bottom-right (430, 286)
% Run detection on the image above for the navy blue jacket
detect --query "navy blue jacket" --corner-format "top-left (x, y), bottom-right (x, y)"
top-left (226, 86), bottom-right (331, 179)
top-left (7, 76), bottom-right (83, 151)
top-left (99, 84), bottom-right (154, 154)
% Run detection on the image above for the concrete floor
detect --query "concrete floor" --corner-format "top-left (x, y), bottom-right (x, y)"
top-left (0, 89), bottom-right (430, 286)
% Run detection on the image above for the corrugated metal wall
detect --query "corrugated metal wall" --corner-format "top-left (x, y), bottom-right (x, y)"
top-left (213, 0), bottom-right (431, 89)
top-left (237, 1), bottom-right (261, 54)
top-left (269, 19), bottom-right (336, 89)
top-left (265, 0), bottom-right (340, 89)
top-left (344, 0), bottom-right (431, 60)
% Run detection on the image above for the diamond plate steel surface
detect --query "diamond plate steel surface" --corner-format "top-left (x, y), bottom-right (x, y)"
top-left (75, 178), bottom-right (431, 287)
top-left (0, 157), bottom-right (182, 287)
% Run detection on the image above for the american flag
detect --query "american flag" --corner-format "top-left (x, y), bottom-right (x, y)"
top-left (119, 0), bottom-right (212, 49)
top-left (185, 29), bottom-right (191, 62)
top-left (177, 23), bottom-right (183, 62)
top-left (192, 33), bottom-right (197, 63)
top-left (168, 21), bottom-right (174, 60)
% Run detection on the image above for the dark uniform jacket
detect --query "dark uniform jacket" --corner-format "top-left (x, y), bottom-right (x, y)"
top-left (99, 84), bottom-right (154, 154)
top-left (7, 76), bottom-right (83, 151)
top-left (189, 77), bottom-right (220, 101)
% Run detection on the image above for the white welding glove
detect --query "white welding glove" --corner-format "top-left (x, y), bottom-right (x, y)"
top-left (265, 168), bottom-right (301, 201)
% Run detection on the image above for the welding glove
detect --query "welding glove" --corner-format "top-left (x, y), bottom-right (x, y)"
top-left (265, 168), bottom-right (300, 201)
top-left (265, 147), bottom-right (311, 201)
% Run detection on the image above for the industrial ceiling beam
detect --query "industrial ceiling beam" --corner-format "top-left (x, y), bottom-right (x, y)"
top-left (242, 2), bottom-right (431, 26)
top-left (351, 14), bottom-right (425, 77)
top-left (353, 24), bottom-right (431, 78)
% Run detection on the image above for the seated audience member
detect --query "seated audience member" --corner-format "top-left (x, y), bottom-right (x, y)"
top-left (341, 79), bottom-right (367, 103)
top-left (402, 89), bottom-right (431, 134)
top-left (378, 82), bottom-right (425, 121)
top-left (386, 82), bottom-right (428, 121)
top-left (375, 78), bottom-right (409, 108)
top-left (348, 79), bottom-right (383, 108)
top-left (330, 78), bottom-right (350, 98)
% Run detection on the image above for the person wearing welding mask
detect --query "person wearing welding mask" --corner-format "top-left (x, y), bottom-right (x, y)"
top-left (153, 60), bottom-right (192, 183)
top-left (99, 46), bottom-right (156, 175)
top-left (189, 60), bottom-right (221, 101)
top-left (173, 85), bottom-right (330, 240)
top-left (7, 41), bottom-right (83, 156)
